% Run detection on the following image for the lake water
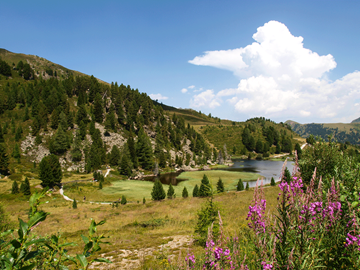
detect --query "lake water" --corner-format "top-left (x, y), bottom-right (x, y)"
top-left (144, 158), bottom-right (294, 187)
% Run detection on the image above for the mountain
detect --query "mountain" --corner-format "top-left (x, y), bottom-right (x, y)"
top-left (286, 120), bottom-right (360, 145)
top-left (0, 49), bottom-right (303, 179)
top-left (351, 117), bottom-right (360, 123)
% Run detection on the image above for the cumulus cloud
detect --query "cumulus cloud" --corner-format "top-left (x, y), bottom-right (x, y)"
top-left (188, 85), bottom-right (195, 89)
top-left (149, 93), bottom-right (168, 100)
top-left (188, 20), bottom-right (360, 122)
top-left (190, 90), bottom-right (221, 109)
top-left (181, 88), bottom-right (188, 93)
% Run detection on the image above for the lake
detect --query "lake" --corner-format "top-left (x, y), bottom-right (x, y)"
top-left (144, 158), bottom-right (294, 187)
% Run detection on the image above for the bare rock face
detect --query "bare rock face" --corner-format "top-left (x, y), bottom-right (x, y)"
top-left (21, 133), bottom-right (50, 162)
top-left (95, 123), bottom-right (126, 153)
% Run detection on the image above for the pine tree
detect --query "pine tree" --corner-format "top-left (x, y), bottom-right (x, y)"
top-left (120, 195), bottom-right (127, 205)
top-left (182, 187), bottom-right (188, 198)
top-left (119, 148), bottom-right (132, 176)
top-left (283, 167), bottom-right (292, 183)
top-left (39, 154), bottom-right (62, 188)
top-left (245, 182), bottom-right (249, 191)
top-left (216, 178), bottom-right (225, 193)
top-left (167, 183), bottom-right (175, 199)
top-left (11, 180), bottom-right (19, 194)
top-left (151, 179), bottom-right (166, 201)
top-left (99, 181), bottom-right (103, 189)
top-left (199, 174), bottom-right (211, 197)
top-left (12, 144), bottom-right (21, 159)
top-left (109, 145), bottom-right (121, 167)
top-left (72, 198), bottom-right (77, 209)
top-left (136, 128), bottom-right (153, 170)
top-left (0, 124), bottom-right (4, 143)
top-left (49, 127), bottom-right (70, 154)
top-left (143, 197), bottom-right (146, 204)
top-left (15, 126), bottom-right (23, 142)
top-left (22, 177), bottom-right (31, 195)
top-left (237, 179), bottom-right (244, 191)
top-left (295, 143), bottom-right (302, 159)
top-left (193, 184), bottom-right (199, 197)
top-left (271, 177), bottom-right (276, 186)
top-left (94, 93), bottom-right (104, 123)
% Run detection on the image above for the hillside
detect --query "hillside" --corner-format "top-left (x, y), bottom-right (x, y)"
top-left (286, 120), bottom-right (360, 145)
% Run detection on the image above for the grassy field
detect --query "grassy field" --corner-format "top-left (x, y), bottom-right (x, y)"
top-left (1, 182), bottom-right (280, 269)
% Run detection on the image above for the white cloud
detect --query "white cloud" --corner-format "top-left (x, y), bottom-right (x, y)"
top-left (188, 85), bottom-right (195, 89)
top-left (190, 90), bottom-right (221, 109)
top-left (181, 88), bottom-right (188, 93)
top-left (188, 20), bottom-right (360, 122)
top-left (149, 93), bottom-right (168, 100)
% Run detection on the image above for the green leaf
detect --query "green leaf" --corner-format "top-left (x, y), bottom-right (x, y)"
top-left (18, 219), bottom-right (28, 240)
top-left (24, 238), bottom-right (46, 248)
top-left (96, 220), bottom-right (106, 226)
top-left (93, 257), bottom-right (112, 263)
top-left (51, 235), bottom-right (59, 244)
top-left (340, 195), bottom-right (347, 202)
top-left (76, 254), bottom-right (88, 268)
top-left (19, 264), bottom-right (36, 270)
top-left (83, 241), bottom-right (93, 254)
top-left (10, 239), bottom-right (21, 249)
top-left (0, 229), bottom-right (13, 238)
top-left (28, 211), bottom-right (48, 228)
top-left (352, 201), bottom-right (359, 208)
top-left (81, 235), bottom-right (89, 244)
top-left (59, 266), bottom-right (70, 270)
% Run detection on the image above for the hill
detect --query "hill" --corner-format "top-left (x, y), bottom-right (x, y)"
top-left (286, 120), bottom-right (360, 145)
top-left (351, 117), bottom-right (360, 123)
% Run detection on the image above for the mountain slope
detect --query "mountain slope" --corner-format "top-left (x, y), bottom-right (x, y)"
top-left (286, 120), bottom-right (360, 145)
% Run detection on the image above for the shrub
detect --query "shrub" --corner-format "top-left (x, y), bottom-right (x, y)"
top-left (120, 195), bottom-right (127, 205)
top-left (72, 198), bottom-right (77, 209)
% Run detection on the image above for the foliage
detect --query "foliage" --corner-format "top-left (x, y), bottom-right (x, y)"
top-left (39, 154), bottom-right (62, 188)
top-left (11, 180), bottom-right (19, 194)
top-left (120, 195), bottom-right (127, 205)
top-left (193, 184), bottom-right (199, 197)
top-left (0, 191), bottom-right (111, 269)
top-left (151, 179), bottom-right (166, 201)
top-left (0, 144), bottom-right (9, 175)
top-left (199, 174), bottom-right (211, 197)
top-left (245, 182), bottom-right (249, 191)
top-left (194, 197), bottom-right (220, 247)
top-left (167, 183), bottom-right (175, 199)
top-left (73, 198), bottom-right (77, 209)
top-left (270, 177), bottom-right (275, 186)
top-left (216, 177), bottom-right (225, 193)
top-left (237, 179), bottom-right (244, 191)
top-left (182, 187), bottom-right (188, 198)
top-left (22, 177), bottom-right (31, 195)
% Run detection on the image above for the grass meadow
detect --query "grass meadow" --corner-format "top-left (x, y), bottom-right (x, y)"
top-left (1, 169), bottom-right (280, 269)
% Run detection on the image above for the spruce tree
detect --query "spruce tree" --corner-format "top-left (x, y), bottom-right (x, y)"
top-left (167, 183), bottom-right (175, 199)
top-left (237, 179), bottom-right (244, 191)
top-left (216, 178), bottom-right (225, 193)
top-left (119, 148), bottom-right (132, 176)
top-left (0, 124), bottom-right (4, 143)
top-left (99, 181), bottom-right (103, 189)
top-left (109, 145), bottom-right (121, 167)
top-left (143, 197), bottom-right (146, 204)
top-left (15, 126), bottom-right (22, 142)
top-left (94, 93), bottom-right (104, 123)
top-left (127, 132), bottom-right (138, 168)
top-left (11, 180), bottom-right (19, 194)
top-left (39, 154), bottom-right (62, 188)
top-left (151, 179), bottom-right (166, 201)
top-left (12, 144), bottom-right (21, 160)
top-left (120, 195), bottom-right (127, 205)
top-left (22, 177), bottom-right (31, 195)
top-left (72, 198), bottom-right (77, 209)
top-left (49, 127), bottom-right (70, 154)
top-left (23, 106), bottom-right (29, 122)
top-left (193, 184), bottom-right (199, 197)
top-left (245, 182), bottom-right (249, 191)
top-left (271, 177), bottom-right (276, 186)
top-left (283, 167), bottom-right (292, 183)
top-left (136, 128), bottom-right (153, 170)
top-left (182, 187), bottom-right (188, 198)
top-left (199, 174), bottom-right (211, 197)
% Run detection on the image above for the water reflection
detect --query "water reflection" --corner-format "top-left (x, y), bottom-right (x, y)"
top-left (144, 158), bottom-right (294, 186)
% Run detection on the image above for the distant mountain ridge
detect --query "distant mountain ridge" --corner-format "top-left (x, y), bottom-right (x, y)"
top-left (351, 117), bottom-right (360, 123)
top-left (286, 120), bottom-right (360, 145)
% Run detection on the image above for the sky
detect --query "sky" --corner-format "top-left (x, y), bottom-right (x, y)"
top-left (2, 0), bottom-right (360, 124)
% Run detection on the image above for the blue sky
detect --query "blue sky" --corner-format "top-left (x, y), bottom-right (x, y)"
top-left (2, 0), bottom-right (360, 123)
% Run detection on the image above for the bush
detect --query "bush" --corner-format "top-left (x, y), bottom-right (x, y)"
top-left (120, 195), bottom-right (127, 205)
top-left (72, 198), bottom-right (77, 209)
